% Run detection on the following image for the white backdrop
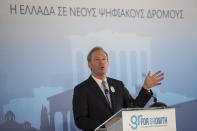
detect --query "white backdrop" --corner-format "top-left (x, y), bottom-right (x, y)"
top-left (0, 0), bottom-right (197, 131)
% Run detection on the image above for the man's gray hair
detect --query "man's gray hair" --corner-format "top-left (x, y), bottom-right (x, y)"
top-left (87, 46), bottom-right (108, 62)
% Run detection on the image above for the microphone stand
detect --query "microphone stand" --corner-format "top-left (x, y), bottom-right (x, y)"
top-left (149, 95), bottom-right (167, 108)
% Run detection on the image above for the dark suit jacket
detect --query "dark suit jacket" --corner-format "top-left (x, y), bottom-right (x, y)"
top-left (72, 76), bottom-right (152, 131)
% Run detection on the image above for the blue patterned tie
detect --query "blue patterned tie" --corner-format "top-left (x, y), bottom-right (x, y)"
top-left (102, 80), bottom-right (112, 107)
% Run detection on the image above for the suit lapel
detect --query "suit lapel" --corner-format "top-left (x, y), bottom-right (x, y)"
top-left (88, 76), bottom-right (112, 109)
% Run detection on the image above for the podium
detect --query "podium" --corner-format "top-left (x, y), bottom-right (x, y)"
top-left (95, 107), bottom-right (176, 131)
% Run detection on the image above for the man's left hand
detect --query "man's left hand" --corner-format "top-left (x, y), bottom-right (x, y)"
top-left (143, 70), bottom-right (164, 91)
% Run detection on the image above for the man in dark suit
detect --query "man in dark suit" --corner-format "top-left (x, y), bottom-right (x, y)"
top-left (72, 46), bottom-right (164, 131)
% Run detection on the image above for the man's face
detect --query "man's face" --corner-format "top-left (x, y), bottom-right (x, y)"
top-left (88, 49), bottom-right (109, 79)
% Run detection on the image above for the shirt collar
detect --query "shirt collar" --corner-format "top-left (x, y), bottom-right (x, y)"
top-left (92, 75), bottom-right (107, 86)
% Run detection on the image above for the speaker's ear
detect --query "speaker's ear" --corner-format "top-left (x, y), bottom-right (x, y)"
top-left (88, 62), bottom-right (92, 71)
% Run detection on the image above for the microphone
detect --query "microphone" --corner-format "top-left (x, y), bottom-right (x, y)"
top-left (104, 89), bottom-right (109, 94)
top-left (152, 95), bottom-right (157, 103)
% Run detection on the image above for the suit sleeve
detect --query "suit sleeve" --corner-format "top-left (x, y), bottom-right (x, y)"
top-left (72, 85), bottom-right (99, 130)
top-left (134, 87), bottom-right (153, 107)
top-left (122, 81), bottom-right (153, 108)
